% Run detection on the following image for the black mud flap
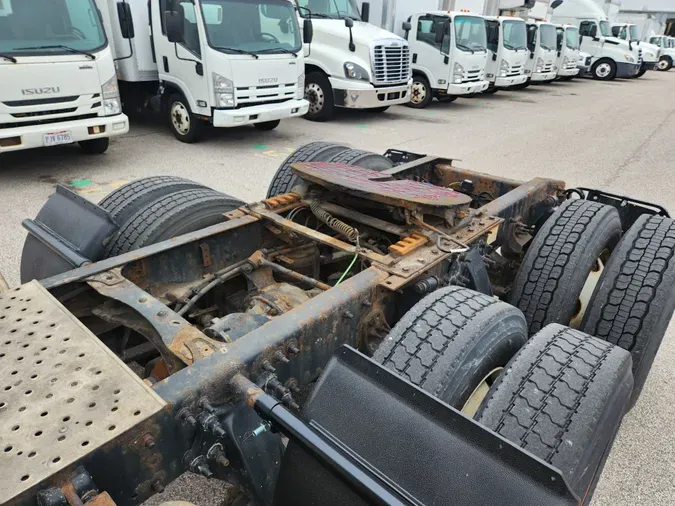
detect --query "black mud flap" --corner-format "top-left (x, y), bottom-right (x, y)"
top-left (20, 185), bottom-right (118, 282)
top-left (274, 346), bottom-right (578, 506)
top-left (568, 187), bottom-right (670, 231)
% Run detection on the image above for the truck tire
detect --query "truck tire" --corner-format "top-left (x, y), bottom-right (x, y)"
top-left (99, 176), bottom-right (207, 226)
top-left (407, 75), bottom-right (432, 108)
top-left (483, 87), bottom-right (498, 95)
top-left (79, 138), bottom-right (110, 154)
top-left (591, 58), bottom-right (617, 80)
top-left (168, 93), bottom-right (204, 143)
top-left (657, 56), bottom-right (672, 71)
top-left (325, 148), bottom-right (393, 171)
top-left (436, 95), bottom-right (457, 102)
top-left (374, 286), bottom-right (528, 414)
top-left (266, 142), bottom-right (347, 198)
top-left (368, 106), bottom-right (390, 113)
top-left (305, 72), bottom-right (335, 122)
top-left (635, 67), bottom-right (647, 78)
top-left (476, 324), bottom-right (633, 501)
top-left (104, 188), bottom-right (243, 257)
top-left (582, 215), bottom-right (675, 405)
top-left (254, 120), bottom-right (281, 131)
top-left (509, 200), bottom-right (622, 335)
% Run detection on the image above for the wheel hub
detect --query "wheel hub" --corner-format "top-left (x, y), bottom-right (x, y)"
top-left (306, 83), bottom-right (324, 114)
top-left (596, 63), bottom-right (611, 78)
top-left (570, 250), bottom-right (608, 329)
top-left (171, 103), bottom-right (191, 135)
top-left (461, 367), bottom-right (503, 417)
top-left (411, 81), bottom-right (427, 104)
top-left (658, 59), bottom-right (669, 70)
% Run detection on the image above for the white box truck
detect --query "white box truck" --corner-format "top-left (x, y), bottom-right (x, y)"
top-left (398, 11), bottom-right (489, 108)
top-left (297, 1), bottom-right (412, 121)
top-left (483, 15), bottom-right (529, 92)
top-left (523, 21), bottom-right (558, 83)
top-left (611, 23), bottom-right (658, 77)
top-left (0, 0), bottom-right (129, 155)
top-left (99, 0), bottom-right (311, 142)
top-left (551, 0), bottom-right (640, 80)
top-left (555, 24), bottom-right (581, 80)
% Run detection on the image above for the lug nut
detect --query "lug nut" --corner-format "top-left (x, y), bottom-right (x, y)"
top-left (262, 360), bottom-right (276, 373)
top-left (287, 343), bottom-right (300, 355)
top-left (273, 350), bottom-right (290, 364)
top-left (143, 433), bottom-right (155, 449)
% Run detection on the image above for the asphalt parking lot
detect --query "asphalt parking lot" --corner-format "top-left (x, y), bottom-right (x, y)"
top-left (1, 72), bottom-right (674, 506)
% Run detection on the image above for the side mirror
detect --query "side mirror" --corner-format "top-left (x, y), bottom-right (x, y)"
top-left (492, 52), bottom-right (497, 61)
top-left (345, 17), bottom-right (354, 28)
top-left (434, 22), bottom-right (445, 44)
top-left (117, 2), bottom-right (135, 39)
top-left (165, 10), bottom-right (185, 44)
top-left (303, 19), bottom-right (313, 44)
top-left (402, 21), bottom-right (411, 32)
top-left (361, 2), bottom-right (370, 23)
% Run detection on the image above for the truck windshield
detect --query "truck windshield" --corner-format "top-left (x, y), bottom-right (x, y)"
top-left (454, 16), bottom-right (486, 52)
top-left (629, 25), bottom-right (639, 41)
top-left (565, 27), bottom-right (579, 49)
top-left (539, 24), bottom-right (556, 50)
top-left (502, 20), bottom-right (526, 50)
top-left (201, 0), bottom-right (302, 55)
top-left (0, 0), bottom-right (105, 56)
top-left (599, 20), bottom-right (612, 37)
top-left (295, 0), bottom-right (361, 20)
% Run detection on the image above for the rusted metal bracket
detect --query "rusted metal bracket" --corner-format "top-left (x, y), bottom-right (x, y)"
top-left (86, 269), bottom-right (227, 370)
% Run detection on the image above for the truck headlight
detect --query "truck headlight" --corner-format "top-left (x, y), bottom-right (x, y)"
top-left (499, 59), bottom-right (509, 77)
top-left (296, 73), bottom-right (305, 99)
top-left (101, 76), bottom-right (122, 116)
top-left (344, 62), bottom-right (369, 81)
top-left (563, 56), bottom-right (569, 66)
top-left (535, 57), bottom-right (544, 73)
top-left (213, 73), bottom-right (234, 108)
top-left (624, 55), bottom-right (635, 63)
top-left (453, 62), bottom-right (464, 84)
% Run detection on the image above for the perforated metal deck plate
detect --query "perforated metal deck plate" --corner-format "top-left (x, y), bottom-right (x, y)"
top-left (0, 281), bottom-right (166, 501)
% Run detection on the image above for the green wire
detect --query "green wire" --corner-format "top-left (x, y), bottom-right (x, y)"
top-left (335, 252), bottom-right (359, 286)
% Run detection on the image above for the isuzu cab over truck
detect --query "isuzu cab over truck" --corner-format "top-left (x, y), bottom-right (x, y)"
top-left (649, 35), bottom-right (675, 71)
top-left (551, 0), bottom-right (639, 80)
top-left (611, 23), bottom-right (658, 77)
top-left (402, 12), bottom-right (489, 108)
top-left (295, 0), bottom-right (412, 121)
top-left (523, 21), bottom-right (558, 83)
top-left (483, 16), bottom-right (529, 93)
top-left (0, 0), bottom-right (129, 155)
top-left (555, 24), bottom-right (581, 80)
top-left (98, 0), bottom-right (311, 142)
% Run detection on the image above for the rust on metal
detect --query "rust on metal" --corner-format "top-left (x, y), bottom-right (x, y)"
top-left (389, 233), bottom-right (429, 256)
top-left (170, 325), bottom-right (227, 364)
top-left (434, 164), bottom-right (525, 196)
top-left (62, 482), bottom-right (85, 506)
top-left (83, 492), bottom-right (118, 506)
top-left (199, 243), bottom-right (213, 267)
top-left (230, 373), bottom-right (265, 407)
top-left (263, 192), bottom-right (301, 210)
top-left (292, 162), bottom-right (472, 209)
top-left (308, 201), bottom-right (410, 237)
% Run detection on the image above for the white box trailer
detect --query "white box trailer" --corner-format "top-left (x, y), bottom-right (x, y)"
top-left (0, 0), bottom-right (129, 155)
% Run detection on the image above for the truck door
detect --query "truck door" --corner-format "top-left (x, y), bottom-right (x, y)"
top-left (152, 0), bottom-right (211, 116)
top-left (484, 20), bottom-right (498, 77)
top-left (411, 14), bottom-right (451, 89)
top-left (579, 20), bottom-right (601, 58)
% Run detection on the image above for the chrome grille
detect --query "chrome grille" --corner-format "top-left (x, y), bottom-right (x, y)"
top-left (371, 42), bottom-right (410, 85)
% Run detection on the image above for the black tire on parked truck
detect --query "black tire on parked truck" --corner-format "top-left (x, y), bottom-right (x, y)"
top-left (104, 188), bottom-right (243, 257)
top-left (509, 199), bottom-right (622, 335)
top-left (253, 120), bottom-right (281, 131)
top-left (266, 142), bottom-right (347, 198)
top-left (374, 286), bottom-right (528, 414)
top-left (582, 215), bottom-right (675, 406)
top-left (475, 324), bottom-right (633, 502)
top-left (99, 176), bottom-right (207, 226)
top-left (305, 72), bottom-right (335, 122)
top-left (167, 92), bottom-right (204, 143)
top-left (79, 138), bottom-right (110, 154)
top-left (591, 58), bottom-right (617, 80)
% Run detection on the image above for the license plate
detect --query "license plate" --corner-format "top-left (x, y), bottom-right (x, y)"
top-left (43, 131), bottom-right (73, 147)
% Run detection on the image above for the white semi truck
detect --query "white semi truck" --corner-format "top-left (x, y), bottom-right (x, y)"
top-left (523, 21), bottom-right (558, 83)
top-left (99, 0), bottom-right (311, 142)
top-left (397, 10), bottom-right (489, 107)
top-left (0, 0), bottom-right (129, 155)
top-left (649, 35), bottom-right (675, 71)
top-left (611, 23), bottom-right (658, 77)
top-left (555, 24), bottom-right (581, 80)
top-left (551, 0), bottom-right (640, 80)
top-left (297, 1), bottom-right (412, 121)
